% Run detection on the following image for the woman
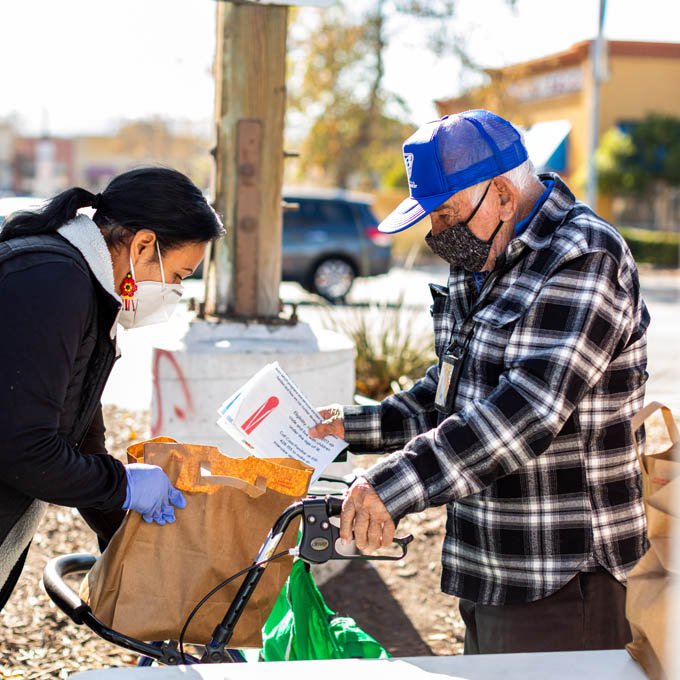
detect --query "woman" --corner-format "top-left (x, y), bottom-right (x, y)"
top-left (0, 167), bottom-right (224, 611)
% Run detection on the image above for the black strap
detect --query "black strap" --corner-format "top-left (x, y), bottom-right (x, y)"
top-left (0, 234), bottom-right (88, 274)
top-left (0, 542), bottom-right (31, 612)
top-left (439, 253), bottom-right (519, 415)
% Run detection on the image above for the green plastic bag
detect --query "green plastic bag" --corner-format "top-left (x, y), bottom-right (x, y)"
top-left (262, 560), bottom-right (390, 661)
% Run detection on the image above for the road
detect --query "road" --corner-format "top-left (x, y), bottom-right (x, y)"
top-left (103, 267), bottom-right (680, 413)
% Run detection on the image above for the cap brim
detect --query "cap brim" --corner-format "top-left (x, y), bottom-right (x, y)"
top-left (378, 192), bottom-right (455, 234)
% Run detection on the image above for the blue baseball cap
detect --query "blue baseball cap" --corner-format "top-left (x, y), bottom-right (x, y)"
top-left (379, 109), bottom-right (529, 234)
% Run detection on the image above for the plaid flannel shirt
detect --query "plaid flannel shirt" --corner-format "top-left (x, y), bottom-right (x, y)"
top-left (343, 174), bottom-right (649, 605)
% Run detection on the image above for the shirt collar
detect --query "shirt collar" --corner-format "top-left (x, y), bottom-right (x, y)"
top-left (446, 173), bottom-right (576, 293)
top-left (515, 172), bottom-right (576, 253)
top-left (58, 214), bottom-right (120, 300)
top-left (513, 178), bottom-right (554, 237)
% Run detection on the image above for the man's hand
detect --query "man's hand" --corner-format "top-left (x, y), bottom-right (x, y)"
top-left (309, 405), bottom-right (345, 439)
top-left (341, 477), bottom-right (395, 552)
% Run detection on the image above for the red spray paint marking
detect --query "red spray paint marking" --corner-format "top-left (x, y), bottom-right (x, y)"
top-left (241, 396), bottom-right (279, 434)
top-left (152, 349), bottom-right (194, 437)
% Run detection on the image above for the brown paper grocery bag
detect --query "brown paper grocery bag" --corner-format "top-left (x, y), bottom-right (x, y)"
top-left (626, 403), bottom-right (680, 680)
top-left (632, 401), bottom-right (680, 497)
top-left (80, 438), bottom-right (312, 647)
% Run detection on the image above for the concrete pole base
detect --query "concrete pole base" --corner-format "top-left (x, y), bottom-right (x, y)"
top-left (151, 318), bottom-right (357, 585)
top-left (151, 319), bottom-right (355, 449)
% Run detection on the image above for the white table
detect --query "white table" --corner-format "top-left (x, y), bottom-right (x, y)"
top-left (70, 650), bottom-right (648, 679)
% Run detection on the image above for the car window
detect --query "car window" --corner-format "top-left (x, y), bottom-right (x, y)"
top-left (283, 199), bottom-right (320, 228)
top-left (283, 199), bottom-right (354, 228)
top-left (317, 200), bottom-right (353, 224)
top-left (352, 202), bottom-right (379, 228)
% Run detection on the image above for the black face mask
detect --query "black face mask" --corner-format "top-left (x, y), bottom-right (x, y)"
top-left (425, 181), bottom-right (505, 272)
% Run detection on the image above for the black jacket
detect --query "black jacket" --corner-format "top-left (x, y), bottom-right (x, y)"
top-left (0, 233), bottom-right (127, 603)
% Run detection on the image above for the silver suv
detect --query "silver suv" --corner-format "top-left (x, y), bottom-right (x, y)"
top-left (282, 188), bottom-right (391, 302)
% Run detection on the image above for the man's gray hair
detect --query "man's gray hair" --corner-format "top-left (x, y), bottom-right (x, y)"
top-left (464, 159), bottom-right (537, 206)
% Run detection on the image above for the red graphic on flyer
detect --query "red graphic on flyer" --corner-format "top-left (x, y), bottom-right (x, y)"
top-left (241, 396), bottom-right (280, 434)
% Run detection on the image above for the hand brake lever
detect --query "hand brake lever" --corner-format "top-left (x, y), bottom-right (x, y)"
top-left (297, 497), bottom-right (413, 564)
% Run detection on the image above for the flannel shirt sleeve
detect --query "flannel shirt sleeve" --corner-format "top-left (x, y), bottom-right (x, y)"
top-left (343, 364), bottom-right (440, 452)
top-left (364, 251), bottom-right (639, 521)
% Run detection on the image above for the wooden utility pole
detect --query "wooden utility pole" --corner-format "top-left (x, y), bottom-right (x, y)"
top-left (205, 1), bottom-right (288, 320)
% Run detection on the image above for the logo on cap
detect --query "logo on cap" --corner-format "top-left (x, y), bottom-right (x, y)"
top-left (404, 152), bottom-right (416, 189)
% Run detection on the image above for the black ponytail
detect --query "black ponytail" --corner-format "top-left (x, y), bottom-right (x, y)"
top-left (0, 167), bottom-right (225, 251)
top-left (0, 187), bottom-right (98, 242)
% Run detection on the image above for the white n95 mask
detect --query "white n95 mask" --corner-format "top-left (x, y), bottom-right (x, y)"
top-left (118, 240), bottom-right (184, 330)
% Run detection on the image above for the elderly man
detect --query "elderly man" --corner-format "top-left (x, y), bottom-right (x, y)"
top-left (311, 110), bottom-right (649, 654)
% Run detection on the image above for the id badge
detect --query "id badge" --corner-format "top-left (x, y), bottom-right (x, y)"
top-left (435, 347), bottom-right (463, 414)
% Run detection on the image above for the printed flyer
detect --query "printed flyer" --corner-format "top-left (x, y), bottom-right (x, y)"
top-left (217, 362), bottom-right (348, 483)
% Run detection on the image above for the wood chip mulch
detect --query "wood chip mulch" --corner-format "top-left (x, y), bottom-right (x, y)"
top-left (1, 407), bottom-right (675, 677)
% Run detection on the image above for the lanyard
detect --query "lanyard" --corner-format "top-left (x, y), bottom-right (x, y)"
top-left (434, 254), bottom-right (510, 415)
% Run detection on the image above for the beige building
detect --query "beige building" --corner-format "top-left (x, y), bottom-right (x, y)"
top-left (3, 119), bottom-right (212, 200)
top-left (74, 120), bottom-right (212, 192)
top-left (436, 40), bottom-right (680, 227)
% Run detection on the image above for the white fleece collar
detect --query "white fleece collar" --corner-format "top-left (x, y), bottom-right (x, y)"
top-left (58, 215), bottom-right (122, 340)
top-left (58, 214), bottom-right (121, 302)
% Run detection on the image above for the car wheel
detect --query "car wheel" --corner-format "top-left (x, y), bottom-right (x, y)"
top-left (310, 258), bottom-right (356, 302)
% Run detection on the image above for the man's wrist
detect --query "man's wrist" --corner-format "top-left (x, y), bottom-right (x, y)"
top-left (343, 404), bottom-right (382, 449)
top-left (363, 453), bottom-right (427, 522)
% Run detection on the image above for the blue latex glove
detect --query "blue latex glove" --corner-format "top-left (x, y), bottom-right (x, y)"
top-left (122, 463), bottom-right (187, 525)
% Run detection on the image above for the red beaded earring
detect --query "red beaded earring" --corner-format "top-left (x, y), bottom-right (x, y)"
top-left (120, 272), bottom-right (138, 311)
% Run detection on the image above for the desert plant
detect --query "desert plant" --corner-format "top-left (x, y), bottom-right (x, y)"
top-left (324, 298), bottom-right (436, 401)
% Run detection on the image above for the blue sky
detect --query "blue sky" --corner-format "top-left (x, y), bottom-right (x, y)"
top-left (1, 0), bottom-right (678, 136)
